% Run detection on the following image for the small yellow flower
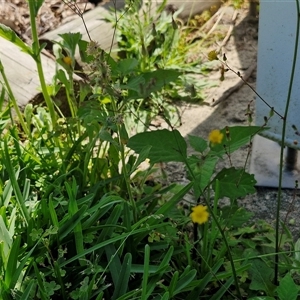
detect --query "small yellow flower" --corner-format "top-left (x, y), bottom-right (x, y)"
top-left (63, 56), bottom-right (72, 66)
top-left (208, 129), bottom-right (224, 145)
top-left (190, 205), bottom-right (209, 224)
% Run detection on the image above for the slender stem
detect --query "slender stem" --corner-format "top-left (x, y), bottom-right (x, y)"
top-left (0, 59), bottom-right (30, 136)
top-left (110, 96), bottom-right (138, 221)
top-left (184, 152), bottom-right (242, 298)
top-left (274, 0), bottom-right (300, 285)
top-left (28, 1), bottom-right (56, 127)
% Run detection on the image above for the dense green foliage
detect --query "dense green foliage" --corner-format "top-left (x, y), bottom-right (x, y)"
top-left (0, 0), bottom-right (300, 299)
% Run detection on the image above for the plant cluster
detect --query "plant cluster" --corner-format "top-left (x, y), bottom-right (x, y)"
top-left (0, 0), bottom-right (299, 299)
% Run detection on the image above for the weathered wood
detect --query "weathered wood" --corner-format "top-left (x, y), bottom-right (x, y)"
top-left (41, 1), bottom-right (125, 51)
top-left (0, 37), bottom-right (58, 107)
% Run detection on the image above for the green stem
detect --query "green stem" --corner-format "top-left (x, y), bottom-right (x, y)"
top-left (0, 59), bottom-right (30, 136)
top-left (110, 97), bottom-right (137, 221)
top-left (28, 1), bottom-right (56, 127)
top-left (275, 0), bottom-right (300, 285)
top-left (185, 157), bottom-right (242, 298)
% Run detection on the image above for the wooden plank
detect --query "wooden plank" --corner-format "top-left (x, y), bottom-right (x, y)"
top-left (41, 1), bottom-right (126, 51)
top-left (0, 37), bottom-right (58, 107)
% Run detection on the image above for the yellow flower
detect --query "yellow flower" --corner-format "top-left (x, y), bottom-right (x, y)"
top-left (208, 129), bottom-right (224, 145)
top-left (190, 205), bottom-right (209, 224)
top-left (63, 56), bottom-right (72, 66)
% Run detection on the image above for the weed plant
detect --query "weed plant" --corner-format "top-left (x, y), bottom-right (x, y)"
top-left (0, 0), bottom-right (299, 299)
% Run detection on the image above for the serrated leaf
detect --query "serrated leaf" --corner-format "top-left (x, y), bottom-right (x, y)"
top-left (115, 58), bottom-right (138, 75)
top-left (123, 69), bottom-right (181, 98)
top-left (128, 129), bottom-right (187, 163)
top-left (221, 206), bottom-right (254, 228)
top-left (188, 135), bottom-right (208, 153)
top-left (0, 24), bottom-right (33, 56)
top-left (249, 259), bottom-right (276, 296)
top-left (212, 167), bottom-right (256, 200)
top-left (276, 273), bottom-right (298, 300)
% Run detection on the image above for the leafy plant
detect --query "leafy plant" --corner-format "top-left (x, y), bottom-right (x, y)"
top-left (1, 0), bottom-right (300, 299)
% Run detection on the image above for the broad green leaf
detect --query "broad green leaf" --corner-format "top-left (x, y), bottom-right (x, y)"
top-left (0, 24), bottom-right (33, 56)
top-left (188, 135), bottom-right (208, 153)
top-left (276, 273), bottom-right (298, 300)
top-left (130, 145), bottom-right (152, 174)
top-left (249, 259), bottom-right (276, 296)
top-left (128, 129), bottom-right (187, 163)
top-left (188, 154), bottom-right (218, 195)
top-left (212, 167), bottom-right (256, 200)
top-left (115, 58), bottom-right (139, 75)
top-left (58, 32), bottom-right (82, 57)
top-left (141, 69), bottom-right (181, 93)
top-left (221, 206), bottom-right (254, 228)
top-left (124, 69), bottom-right (181, 98)
top-left (210, 126), bottom-right (264, 156)
top-left (122, 74), bottom-right (145, 92)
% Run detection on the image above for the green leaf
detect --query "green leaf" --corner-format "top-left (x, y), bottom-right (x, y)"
top-left (210, 277), bottom-right (234, 300)
top-left (128, 129), bottom-right (187, 163)
top-left (0, 24), bottom-right (33, 56)
top-left (248, 296), bottom-right (275, 300)
top-left (58, 205), bottom-right (88, 241)
top-left (105, 244), bottom-right (122, 288)
top-left (58, 32), bottom-right (82, 57)
top-left (186, 259), bottom-right (224, 299)
top-left (112, 253), bottom-right (132, 300)
top-left (115, 58), bottom-right (139, 75)
top-left (188, 135), bottom-right (208, 153)
top-left (188, 154), bottom-right (218, 195)
top-left (124, 69), bottom-right (181, 98)
top-left (174, 269), bottom-right (197, 295)
top-left (19, 281), bottom-right (35, 300)
top-left (141, 244), bottom-right (150, 300)
top-left (276, 273), bottom-right (298, 300)
top-left (168, 271), bottom-right (179, 297)
top-left (221, 206), bottom-right (254, 228)
top-left (32, 0), bottom-right (44, 16)
top-left (249, 259), bottom-right (276, 296)
top-left (142, 69), bottom-right (181, 92)
top-left (212, 167), bottom-right (256, 200)
top-left (210, 126), bottom-right (263, 156)
top-left (4, 236), bottom-right (21, 289)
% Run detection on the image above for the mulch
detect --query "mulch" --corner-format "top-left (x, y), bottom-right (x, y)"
top-left (0, 0), bottom-right (97, 41)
